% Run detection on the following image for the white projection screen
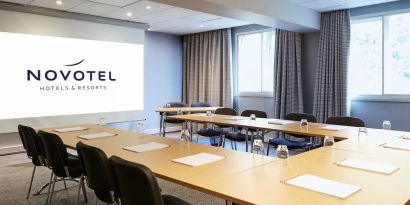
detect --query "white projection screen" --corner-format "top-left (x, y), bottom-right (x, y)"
top-left (0, 9), bottom-right (145, 133)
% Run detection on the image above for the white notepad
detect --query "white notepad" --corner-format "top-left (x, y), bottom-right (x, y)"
top-left (123, 142), bottom-right (169, 153)
top-left (336, 158), bottom-right (399, 175)
top-left (78, 132), bottom-right (116, 140)
top-left (54, 127), bottom-right (88, 133)
top-left (383, 140), bottom-right (410, 151)
top-left (320, 125), bottom-right (347, 131)
top-left (225, 116), bottom-right (247, 121)
top-left (267, 119), bottom-right (295, 125)
top-left (285, 174), bottom-right (361, 199)
top-left (172, 152), bottom-right (224, 167)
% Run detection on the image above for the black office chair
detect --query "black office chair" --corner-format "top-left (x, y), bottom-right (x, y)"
top-left (108, 156), bottom-right (191, 205)
top-left (267, 113), bottom-right (317, 155)
top-left (326, 116), bottom-right (365, 127)
top-left (197, 108), bottom-right (237, 146)
top-left (161, 102), bottom-right (188, 136)
top-left (224, 110), bottom-right (267, 151)
top-left (76, 142), bottom-right (119, 205)
top-left (18, 125), bottom-right (46, 199)
top-left (190, 102), bottom-right (212, 141)
top-left (38, 130), bottom-right (88, 205)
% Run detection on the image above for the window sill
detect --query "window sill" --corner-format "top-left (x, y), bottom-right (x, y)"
top-left (235, 92), bottom-right (274, 98)
top-left (351, 95), bottom-right (410, 103)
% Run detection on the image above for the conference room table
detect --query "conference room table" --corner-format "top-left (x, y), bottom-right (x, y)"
top-left (155, 107), bottom-right (221, 136)
top-left (168, 113), bottom-right (364, 151)
top-left (40, 120), bottom-right (410, 205)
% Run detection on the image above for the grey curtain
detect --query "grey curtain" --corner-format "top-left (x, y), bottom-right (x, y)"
top-left (182, 29), bottom-right (233, 107)
top-left (313, 10), bottom-right (351, 123)
top-left (273, 29), bottom-right (304, 119)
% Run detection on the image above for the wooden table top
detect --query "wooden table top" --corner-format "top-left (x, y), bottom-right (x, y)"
top-left (155, 107), bottom-right (221, 113)
top-left (39, 124), bottom-right (276, 201)
top-left (205, 147), bottom-right (410, 205)
top-left (168, 114), bottom-right (361, 139)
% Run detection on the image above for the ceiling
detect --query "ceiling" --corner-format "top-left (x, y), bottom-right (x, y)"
top-left (0, 0), bottom-right (249, 34)
top-left (287, 0), bottom-right (399, 12)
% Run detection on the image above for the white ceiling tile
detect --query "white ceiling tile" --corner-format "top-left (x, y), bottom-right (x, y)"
top-left (136, 7), bottom-right (198, 24)
top-left (315, 5), bottom-right (348, 12)
top-left (150, 19), bottom-right (197, 30)
top-left (287, 0), bottom-right (315, 3)
top-left (69, 1), bottom-right (119, 16)
top-left (0, 0), bottom-right (32, 4)
top-left (183, 12), bottom-right (221, 22)
top-left (103, 0), bottom-right (172, 21)
top-left (291, 0), bottom-right (399, 12)
top-left (30, 0), bottom-right (84, 10)
top-left (88, 0), bottom-right (139, 7)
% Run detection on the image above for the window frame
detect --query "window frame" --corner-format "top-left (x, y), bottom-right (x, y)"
top-left (350, 9), bottom-right (410, 102)
top-left (234, 28), bottom-right (275, 98)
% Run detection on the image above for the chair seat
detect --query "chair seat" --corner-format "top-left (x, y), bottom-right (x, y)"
top-left (269, 138), bottom-right (309, 150)
top-left (163, 195), bottom-right (192, 205)
top-left (224, 132), bottom-right (247, 142)
top-left (197, 128), bottom-right (221, 137)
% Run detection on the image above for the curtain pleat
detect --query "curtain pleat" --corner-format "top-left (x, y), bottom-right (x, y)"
top-left (182, 29), bottom-right (233, 108)
top-left (313, 10), bottom-right (351, 123)
top-left (273, 29), bottom-right (304, 119)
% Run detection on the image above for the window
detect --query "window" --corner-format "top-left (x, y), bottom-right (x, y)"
top-left (349, 12), bottom-right (410, 99)
top-left (236, 31), bottom-right (275, 95)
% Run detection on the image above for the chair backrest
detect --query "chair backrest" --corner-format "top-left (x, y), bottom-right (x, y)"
top-left (285, 113), bottom-right (317, 123)
top-left (76, 142), bottom-right (116, 201)
top-left (109, 156), bottom-right (163, 205)
top-left (215, 108), bottom-right (237, 116)
top-left (326, 116), bottom-right (365, 127)
top-left (18, 125), bottom-right (44, 166)
top-left (190, 102), bottom-right (212, 107)
top-left (38, 130), bottom-right (70, 177)
top-left (241, 110), bottom-right (267, 118)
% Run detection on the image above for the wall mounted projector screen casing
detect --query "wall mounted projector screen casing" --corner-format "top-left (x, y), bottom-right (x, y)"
top-left (0, 9), bottom-right (145, 133)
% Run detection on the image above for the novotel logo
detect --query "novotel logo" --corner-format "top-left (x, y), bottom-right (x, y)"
top-left (27, 59), bottom-right (116, 81)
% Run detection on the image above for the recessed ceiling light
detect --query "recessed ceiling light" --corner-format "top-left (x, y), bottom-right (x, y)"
top-left (56, 0), bottom-right (62, 5)
top-left (147, 28), bottom-right (151, 31)
top-left (126, 12), bottom-right (133, 17)
top-left (146, 5), bottom-right (151, 10)
top-left (199, 25), bottom-right (204, 28)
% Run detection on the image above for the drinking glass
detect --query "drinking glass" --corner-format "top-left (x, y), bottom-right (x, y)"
top-left (323, 136), bottom-right (335, 147)
top-left (180, 129), bottom-right (190, 142)
top-left (358, 127), bottom-right (368, 136)
top-left (98, 117), bottom-right (106, 126)
top-left (165, 103), bottom-right (171, 108)
top-left (206, 110), bottom-right (212, 117)
top-left (300, 119), bottom-right (308, 127)
top-left (252, 139), bottom-right (264, 155)
top-left (276, 145), bottom-right (289, 159)
top-left (382, 120), bottom-right (391, 130)
top-left (177, 108), bottom-right (183, 115)
top-left (250, 114), bottom-right (256, 120)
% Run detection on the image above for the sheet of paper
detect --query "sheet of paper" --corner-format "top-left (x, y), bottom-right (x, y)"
top-left (172, 152), bottom-right (224, 167)
top-left (78, 132), bottom-right (116, 140)
top-left (336, 158), bottom-right (399, 175)
top-left (123, 142), bottom-right (169, 153)
top-left (267, 119), bottom-right (295, 125)
top-left (320, 125), bottom-right (347, 131)
top-left (383, 140), bottom-right (410, 151)
top-left (54, 127), bottom-right (88, 133)
top-left (285, 174), bottom-right (361, 199)
top-left (225, 116), bottom-right (248, 121)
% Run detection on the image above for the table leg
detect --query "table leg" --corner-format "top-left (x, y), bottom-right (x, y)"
top-left (159, 114), bottom-right (163, 136)
top-left (245, 128), bottom-right (249, 152)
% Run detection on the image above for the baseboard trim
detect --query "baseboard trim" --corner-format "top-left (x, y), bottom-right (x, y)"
top-left (0, 145), bottom-right (25, 156)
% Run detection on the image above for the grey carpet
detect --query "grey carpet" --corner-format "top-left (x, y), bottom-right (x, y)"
top-left (0, 153), bottom-right (225, 205)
